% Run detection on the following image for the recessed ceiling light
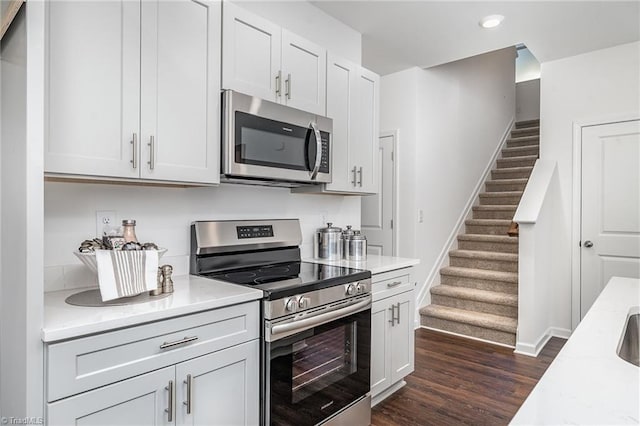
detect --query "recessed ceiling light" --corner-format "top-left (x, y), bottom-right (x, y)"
top-left (479, 14), bottom-right (505, 29)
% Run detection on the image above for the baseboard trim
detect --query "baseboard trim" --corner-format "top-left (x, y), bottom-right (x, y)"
top-left (515, 326), bottom-right (572, 357)
top-left (415, 117), bottom-right (516, 308)
top-left (371, 380), bottom-right (407, 407)
top-left (420, 325), bottom-right (515, 349)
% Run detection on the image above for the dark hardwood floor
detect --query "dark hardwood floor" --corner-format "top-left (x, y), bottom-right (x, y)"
top-left (371, 328), bottom-right (566, 426)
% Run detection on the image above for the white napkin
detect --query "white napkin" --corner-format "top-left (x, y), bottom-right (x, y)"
top-left (95, 250), bottom-right (159, 301)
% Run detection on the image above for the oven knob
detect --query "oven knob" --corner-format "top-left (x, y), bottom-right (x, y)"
top-left (356, 283), bottom-right (364, 293)
top-left (298, 296), bottom-right (309, 309)
top-left (285, 298), bottom-right (298, 312)
top-left (346, 284), bottom-right (356, 296)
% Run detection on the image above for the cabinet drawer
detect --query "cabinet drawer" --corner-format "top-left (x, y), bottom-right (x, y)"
top-left (46, 301), bottom-right (259, 402)
top-left (372, 269), bottom-right (412, 302)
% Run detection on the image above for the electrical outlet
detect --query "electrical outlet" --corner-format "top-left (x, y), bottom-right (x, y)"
top-left (418, 209), bottom-right (424, 223)
top-left (96, 210), bottom-right (117, 237)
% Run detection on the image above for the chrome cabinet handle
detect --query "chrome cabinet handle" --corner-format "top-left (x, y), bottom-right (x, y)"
top-left (159, 336), bottom-right (198, 350)
top-left (388, 305), bottom-right (396, 326)
top-left (357, 166), bottom-right (363, 187)
top-left (583, 240), bottom-right (594, 248)
top-left (351, 166), bottom-right (357, 186)
top-left (387, 281), bottom-right (402, 288)
top-left (309, 122), bottom-right (322, 180)
top-left (275, 70), bottom-right (282, 97)
top-left (183, 374), bottom-right (192, 414)
top-left (285, 73), bottom-right (291, 99)
top-left (395, 302), bottom-right (401, 325)
top-left (148, 135), bottom-right (155, 170)
top-left (165, 380), bottom-right (174, 422)
top-left (130, 133), bottom-right (138, 169)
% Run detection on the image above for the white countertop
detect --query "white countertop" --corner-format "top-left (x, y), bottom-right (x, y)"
top-left (303, 254), bottom-right (419, 275)
top-left (511, 276), bottom-right (640, 425)
top-left (42, 274), bottom-right (263, 342)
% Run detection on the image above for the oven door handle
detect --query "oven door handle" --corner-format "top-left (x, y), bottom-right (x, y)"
top-left (270, 298), bottom-right (370, 340)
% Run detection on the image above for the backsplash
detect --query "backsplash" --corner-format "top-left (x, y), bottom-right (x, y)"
top-left (44, 182), bottom-right (361, 292)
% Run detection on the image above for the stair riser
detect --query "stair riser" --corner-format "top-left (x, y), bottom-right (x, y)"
top-left (485, 181), bottom-right (527, 192)
top-left (441, 275), bottom-right (518, 294)
top-left (472, 209), bottom-right (516, 220)
top-left (506, 139), bottom-right (539, 148)
top-left (497, 157), bottom-right (537, 168)
top-left (479, 194), bottom-right (522, 206)
top-left (458, 239), bottom-right (518, 253)
top-left (450, 256), bottom-right (518, 272)
top-left (492, 169), bottom-right (533, 180)
top-left (502, 147), bottom-right (539, 158)
top-left (431, 294), bottom-right (518, 318)
top-left (420, 317), bottom-right (516, 346)
top-left (515, 120), bottom-right (539, 129)
top-left (465, 223), bottom-right (511, 235)
top-left (511, 128), bottom-right (539, 137)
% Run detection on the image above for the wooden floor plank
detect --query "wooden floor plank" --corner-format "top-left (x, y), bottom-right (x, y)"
top-left (371, 328), bottom-right (566, 426)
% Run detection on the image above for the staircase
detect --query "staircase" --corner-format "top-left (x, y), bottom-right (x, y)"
top-left (420, 119), bottom-right (540, 346)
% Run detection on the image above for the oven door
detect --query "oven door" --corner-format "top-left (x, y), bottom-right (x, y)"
top-left (222, 90), bottom-right (331, 184)
top-left (265, 301), bottom-right (370, 425)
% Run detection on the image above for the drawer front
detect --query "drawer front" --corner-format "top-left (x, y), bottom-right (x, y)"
top-left (371, 269), bottom-right (412, 302)
top-left (46, 301), bottom-right (259, 402)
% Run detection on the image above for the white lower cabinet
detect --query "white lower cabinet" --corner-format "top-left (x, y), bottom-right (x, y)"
top-left (45, 302), bottom-right (260, 426)
top-left (370, 269), bottom-right (415, 404)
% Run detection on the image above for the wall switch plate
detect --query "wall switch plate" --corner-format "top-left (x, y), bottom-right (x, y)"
top-left (96, 210), bottom-right (116, 237)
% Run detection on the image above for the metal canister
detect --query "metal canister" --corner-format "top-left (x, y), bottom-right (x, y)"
top-left (341, 225), bottom-right (356, 259)
top-left (314, 223), bottom-right (342, 259)
top-left (345, 231), bottom-right (367, 261)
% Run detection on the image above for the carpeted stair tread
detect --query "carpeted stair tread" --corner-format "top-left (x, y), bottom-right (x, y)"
top-left (458, 234), bottom-right (518, 244)
top-left (485, 178), bottom-right (528, 191)
top-left (419, 305), bottom-right (517, 333)
top-left (465, 219), bottom-right (512, 226)
top-left (472, 205), bottom-right (518, 212)
top-left (501, 145), bottom-right (539, 158)
top-left (449, 249), bottom-right (518, 262)
top-left (511, 126), bottom-right (540, 137)
top-left (479, 191), bottom-right (523, 198)
top-left (440, 266), bottom-right (518, 283)
top-left (492, 166), bottom-right (534, 179)
top-left (515, 119), bottom-right (540, 128)
top-left (430, 285), bottom-right (518, 306)
top-left (497, 155), bottom-right (538, 167)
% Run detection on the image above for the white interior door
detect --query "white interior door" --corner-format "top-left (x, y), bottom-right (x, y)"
top-left (361, 134), bottom-right (395, 256)
top-left (580, 120), bottom-right (640, 318)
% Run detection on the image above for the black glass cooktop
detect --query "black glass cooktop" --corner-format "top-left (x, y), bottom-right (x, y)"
top-left (202, 261), bottom-right (371, 299)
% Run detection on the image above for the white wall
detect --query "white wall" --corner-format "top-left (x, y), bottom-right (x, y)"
top-left (232, 1), bottom-right (361, 65)
top-left (540, 41), bottom-right (640, 331)
top-left (44, 182), bottom-right (361, 291)
top-left (515, 47), bottom-right (541, 83)
top-left (516, 79), bottom-right (540, 122)
top-left (414, 47), bottom-right (516, 303)
top-left (0, 3), bottom-right (45, 418)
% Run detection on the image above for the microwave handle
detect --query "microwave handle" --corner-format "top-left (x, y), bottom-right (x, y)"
top-left (309, 122), bottom-right (322, 180)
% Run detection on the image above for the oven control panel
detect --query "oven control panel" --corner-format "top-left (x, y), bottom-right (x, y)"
top-left (236, 225), bottom-right (274, 239)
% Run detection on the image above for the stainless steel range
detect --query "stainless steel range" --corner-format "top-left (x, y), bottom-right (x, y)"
top-left (190, 219), bottom-right (372, 426)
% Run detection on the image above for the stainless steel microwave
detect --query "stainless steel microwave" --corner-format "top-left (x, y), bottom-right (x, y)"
top-left (222, 90), bottom-right (332, 186)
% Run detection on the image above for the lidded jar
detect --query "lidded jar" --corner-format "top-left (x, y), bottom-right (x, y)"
top-left (345, 230), bottom-right (367, 261)
top-left (122, 219), bottom-right (138, 243)
top-left (341, 225), bottom-right (355, 259)
top-left (314, 223), bottom-right (342, 259)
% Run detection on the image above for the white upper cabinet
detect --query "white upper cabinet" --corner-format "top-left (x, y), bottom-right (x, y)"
top-left (222, 2), bottom-right (326, 115)
top-left (353, 68), bottom-right (380, 194)
top-left (222, 3), bottom-right (281, 102)
top-left (324, 54), bottom-right (358, 193)
top-left (45, 1), bottom-right (141, 179)
top-left (45, 0), bottom-right (221, 185)
top-left (140, 0), bottom-right (220, 183)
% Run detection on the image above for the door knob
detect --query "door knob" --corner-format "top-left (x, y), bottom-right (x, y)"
top-left (583, 240), bottom-right (594, 248)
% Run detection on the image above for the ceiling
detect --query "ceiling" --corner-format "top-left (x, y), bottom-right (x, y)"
top-left (311, 1), bottom-right (640, 75)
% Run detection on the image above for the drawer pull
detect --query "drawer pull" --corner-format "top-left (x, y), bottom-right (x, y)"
top-left (387, 281), bottom-right (403, 288)
top-left (160, 336), bottom-right (198, 350)
top-left (165, 380), bottom-right (174, 421)
top-left (183, 374), bottom-right (192, 414)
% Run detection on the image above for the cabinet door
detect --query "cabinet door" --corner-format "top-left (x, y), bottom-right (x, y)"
top-left (352, 68), bottom-right (380, 194)
top-left (47, 366), bottom-right (174, 426)
top-left (370, 299), bottom-right (391, 398)
top-left (140, 0), bottom-right (220, 184)
top-left (176, 340), bottom-right (259, 426)
top-left (45, 1), bottom-right (140, 178)
top-left (222, 2), bottom-right (281, 102)
top-left (281, 30), bottom-right (326, 115)
top-left (390, 291), bottom-right (415, 383)
top-left (324, 54), bottom-right (358, 192)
